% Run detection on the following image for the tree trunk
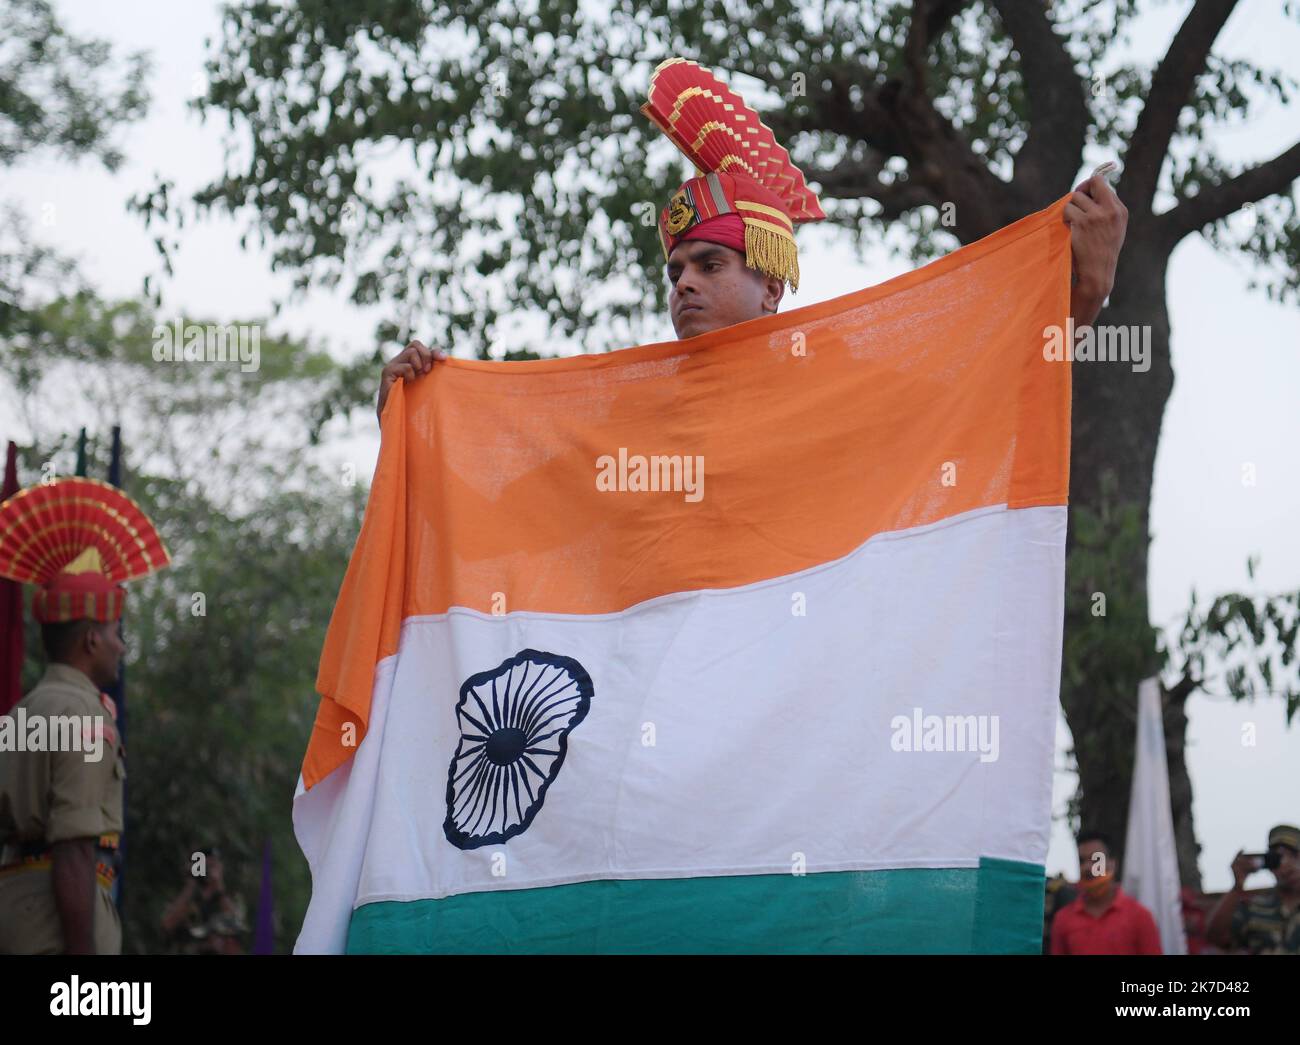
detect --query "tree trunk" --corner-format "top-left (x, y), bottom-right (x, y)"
top-left (1060, 220), bottom-right (1201, 886)
top-left (1163, 684), bottom-right (1202, 889)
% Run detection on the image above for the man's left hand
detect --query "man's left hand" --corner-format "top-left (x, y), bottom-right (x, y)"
top-left (1064, 172), bottom-right (1128, 326)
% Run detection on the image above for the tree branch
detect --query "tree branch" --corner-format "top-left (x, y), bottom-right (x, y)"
top-left (761, 2), bottom-right (1010, 240)
top-left (1121, 0), bottom-right (1240, 216)
top-left (803, 153), bottom-right (940, 219)
top-left (987, 0), bottom-right (1090, 205)
top-left (923, 0), bottom-right (974, 41)
top-left (759, 66), bottom-right (904, 156)
top-left (1165, 673), bottom-right (1201, 704)
top-left (759, 69), bottom-right (947, 196)
top-left (903, 0), bottom-right (933, 91)
top-left (1160, 139), bottom-right (1300, 243)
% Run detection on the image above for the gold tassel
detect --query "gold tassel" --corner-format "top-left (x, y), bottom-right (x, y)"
top-left (744, 222), bottom-right (800, 292)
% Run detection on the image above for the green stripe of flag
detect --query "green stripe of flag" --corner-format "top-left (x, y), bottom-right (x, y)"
top-left (346, 857), bottom-right (1044, 954)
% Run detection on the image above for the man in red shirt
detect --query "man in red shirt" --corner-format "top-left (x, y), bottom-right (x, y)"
top-left (1051, 830), bottom-right (1163, 955)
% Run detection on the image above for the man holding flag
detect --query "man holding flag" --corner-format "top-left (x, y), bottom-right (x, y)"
top-left (302, 58), bottom-right (1129, 955)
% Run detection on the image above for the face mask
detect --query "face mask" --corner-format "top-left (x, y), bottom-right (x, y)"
top-left (1081, 872), bottom-right (1114, 899)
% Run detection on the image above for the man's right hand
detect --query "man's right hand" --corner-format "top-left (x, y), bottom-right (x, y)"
top-left (378, 340), bottom-right (448, 421)
top-left (1230, 849), bottom-right (1258, 891)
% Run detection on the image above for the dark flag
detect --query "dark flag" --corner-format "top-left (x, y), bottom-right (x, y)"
top-left (74, 427), bottom-right (87, 477)
top-left (0, 441), bottom-right (22, 715)
top-left (105, 427), bottom-right (126, 744)
top-left (253, 839), bottom-right (275, 954)
top-left (104, 425), bottom-right (128, 912)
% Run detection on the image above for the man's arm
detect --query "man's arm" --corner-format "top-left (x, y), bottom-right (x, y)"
top-left (1065, 172), bottom-right (1128, 327)
top-left (160, 878), bottom-right (197, 935)
top-left (1206, 850), bottom-right (1255, 948)
top-left (45, 703), bottom-right (117, 955)
top-left (50, 838), bottom-right (96, 955)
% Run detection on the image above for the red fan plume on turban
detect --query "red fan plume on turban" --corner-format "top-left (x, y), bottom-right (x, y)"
top-left (0, 477), bottom-right (170, 623)
top-left (641, 58), bottom-right (825, 290)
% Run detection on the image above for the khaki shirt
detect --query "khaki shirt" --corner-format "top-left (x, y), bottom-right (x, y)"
top-left (1, 663), bottom-right (124, 843)
top-left (0, 663), bottom-right (125, 954)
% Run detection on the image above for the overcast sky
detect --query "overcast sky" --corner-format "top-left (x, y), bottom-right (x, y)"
top-left (3, 1), bottom-right (1297, 894)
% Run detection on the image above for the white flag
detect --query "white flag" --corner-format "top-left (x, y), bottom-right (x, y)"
top-left (1123, 677), bottom-right (1188, 955)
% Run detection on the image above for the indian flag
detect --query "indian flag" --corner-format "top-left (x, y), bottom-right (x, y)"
top-left (294, 196), bottom-right (1073, 954)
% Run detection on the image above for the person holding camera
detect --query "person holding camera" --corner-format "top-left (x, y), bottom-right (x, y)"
top-left (160, 848), bottom-right (247, 955)
top-left (1207, 824), bottom-right (1300, 954)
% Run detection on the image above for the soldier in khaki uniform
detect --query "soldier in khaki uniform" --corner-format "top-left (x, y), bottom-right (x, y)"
top-left (0, 477), bottom-right (170, 954)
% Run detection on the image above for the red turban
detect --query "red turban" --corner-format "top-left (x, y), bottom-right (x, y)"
top-left (641, 58), bottom-right (825, 291)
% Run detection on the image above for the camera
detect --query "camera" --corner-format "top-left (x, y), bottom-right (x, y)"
top-left (1245, 850), bottom-right (1284, 872)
